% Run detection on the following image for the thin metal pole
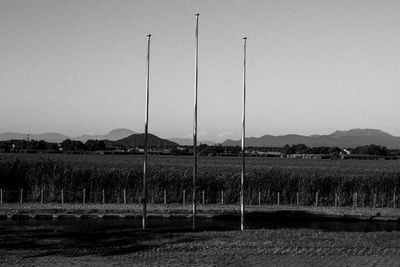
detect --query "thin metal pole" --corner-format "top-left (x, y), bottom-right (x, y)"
top-left (277, 192), bottom-right (280, 206)
top-left (335, 193), bottom-right (338, 207)
top-left (192, 13), bottom-right (199, 230)
top-left (143, 34), bottom-right (151, 230)
top-left (241, 37), bottom-right (247, 231)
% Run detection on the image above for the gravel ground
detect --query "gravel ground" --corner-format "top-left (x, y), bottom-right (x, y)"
top-left (1, 226), bottom-right (400, 266)
top-left (2, 203), bottom-right (400, 266)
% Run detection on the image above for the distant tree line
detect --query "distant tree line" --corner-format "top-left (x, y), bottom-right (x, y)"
top-left (0, 139), bottom-right (106, 153)
top-left (281, 144), bottom-right (342, 155)
top-left (281, 144), bottom-right (398, 157)
top-left (1, 139), bottom-right (399, 157)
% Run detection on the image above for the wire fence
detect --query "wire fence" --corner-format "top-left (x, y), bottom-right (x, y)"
top-left (0, 187), bottom-right (398, 208)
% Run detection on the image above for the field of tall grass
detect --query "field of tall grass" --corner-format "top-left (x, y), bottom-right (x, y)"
top-left (1, 154), bottom-right (400, 207)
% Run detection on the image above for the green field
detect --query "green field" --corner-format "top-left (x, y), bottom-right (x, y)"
top-left (1, 152), bottom-right (400, 174)
top-left (1, 153), bottom-right (400, 207)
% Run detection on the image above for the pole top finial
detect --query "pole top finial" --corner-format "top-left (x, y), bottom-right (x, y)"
top-left (195, 13), bottom-right (199, 16)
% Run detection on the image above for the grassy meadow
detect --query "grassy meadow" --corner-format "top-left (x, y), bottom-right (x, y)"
top-left (1, 153), bottom-right (400, 207)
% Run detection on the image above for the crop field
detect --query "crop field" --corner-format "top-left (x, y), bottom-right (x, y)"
top-left (1, 152), bottom-right (400, 174)
top-left (1, 153), bottom-right (400, 208)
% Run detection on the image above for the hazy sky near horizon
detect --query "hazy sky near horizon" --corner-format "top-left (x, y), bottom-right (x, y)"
top-left (1, 0), bottom-right (400, 141)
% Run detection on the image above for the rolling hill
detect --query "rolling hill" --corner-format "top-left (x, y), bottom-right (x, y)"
top-left (0, 132), bottom-right (70, 143)
top-left (222, 129), bottom-right (400, 149)
top-left (114, 133), bottom-right (178, 147)
top-left (168, 138), bottom-right (216, 146)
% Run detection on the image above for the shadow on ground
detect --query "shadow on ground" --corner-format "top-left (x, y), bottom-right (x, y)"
top-left (1, 210), bottom-right (400, 258)
top-left (0, 223), bottom-right (218, 257)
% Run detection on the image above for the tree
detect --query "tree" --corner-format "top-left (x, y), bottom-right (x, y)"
top-left (84, 140), bottom-right (106, 151)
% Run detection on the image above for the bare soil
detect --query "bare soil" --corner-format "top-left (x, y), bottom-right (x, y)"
top-left (1, 225), bottom-right (400, 266)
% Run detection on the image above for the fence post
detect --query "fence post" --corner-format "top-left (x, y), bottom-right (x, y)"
top-left (0, 188), bottom-right (2, 204)
top-left (183, 190), bottom-right (186, 205)
top-left (83, 189), bottom-right (86, 204)
top-left (20, 188), bottom-right (23, 203)
top-left (61, 189), bottom-right (64, 204)
top-left (277, 192), bottom-right (280, 206)
top-left (102, 189), bottom-right (105, 204)
top-left (202, 190), bottom-right (205, 205)
top-left (258, 191), bottom-right (261, 206)
top-left (221, 191), bottom-right (224, 205)
top-left (40, 188), bottom-right (44, 204)
top-left (164, 190), bottom-right (167, 205)
top-left (123, 189), bottom-right (126, 204)
top-left (296, 192), bottom-right (299, 207)
top-left (315, 192), bottom-right (319, 207)
top-left (373, 193), bottom-right (377, 208)
top-left (353, 192), bottom-right (357, 208)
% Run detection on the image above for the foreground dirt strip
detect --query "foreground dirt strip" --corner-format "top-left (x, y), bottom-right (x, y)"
top-left (1, 203), bottom-right (400, 219)
top-left (1, 227), bottom-right (400, 266)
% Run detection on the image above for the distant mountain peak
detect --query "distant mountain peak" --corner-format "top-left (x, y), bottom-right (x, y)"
top-left (330, 128), bottom-right (392, 138)
top-left (115, 133), bottom-right (178, 147)
top-left (106, 128), bottom-right (135, 135)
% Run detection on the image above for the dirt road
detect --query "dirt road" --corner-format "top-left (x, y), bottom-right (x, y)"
top-left (1, 219), bottom-right (400, 266)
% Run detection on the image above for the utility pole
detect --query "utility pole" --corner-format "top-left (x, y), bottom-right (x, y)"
top-left (142, 34), bottom-right (151, 230)
top-left (192, 13), bottom-right (199, 230)
top-left (241, 37), bottom-right (247, 231)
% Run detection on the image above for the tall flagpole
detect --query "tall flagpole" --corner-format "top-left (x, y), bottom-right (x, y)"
top-left (241, 37), bottom-right (247, 231)
top-left (143, 34), bottom-right (151, 230)
top-left (193, 13), bottom-right (199, 230)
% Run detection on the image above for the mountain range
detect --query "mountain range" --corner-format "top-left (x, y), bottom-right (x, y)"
top-left (0, 128), bottom-right (136, 143)
top-left (0, 132), bottom-right (70, 143)
top-left (74, 128), bottom-right (137, 142)
top-left (222, 129), bottom-right (400, 149)
top-left (1, 128), bottom-right (400, 149)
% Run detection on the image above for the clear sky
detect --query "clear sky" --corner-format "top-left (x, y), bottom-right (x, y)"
top-left (1, 0), bottom-right (400, 142)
